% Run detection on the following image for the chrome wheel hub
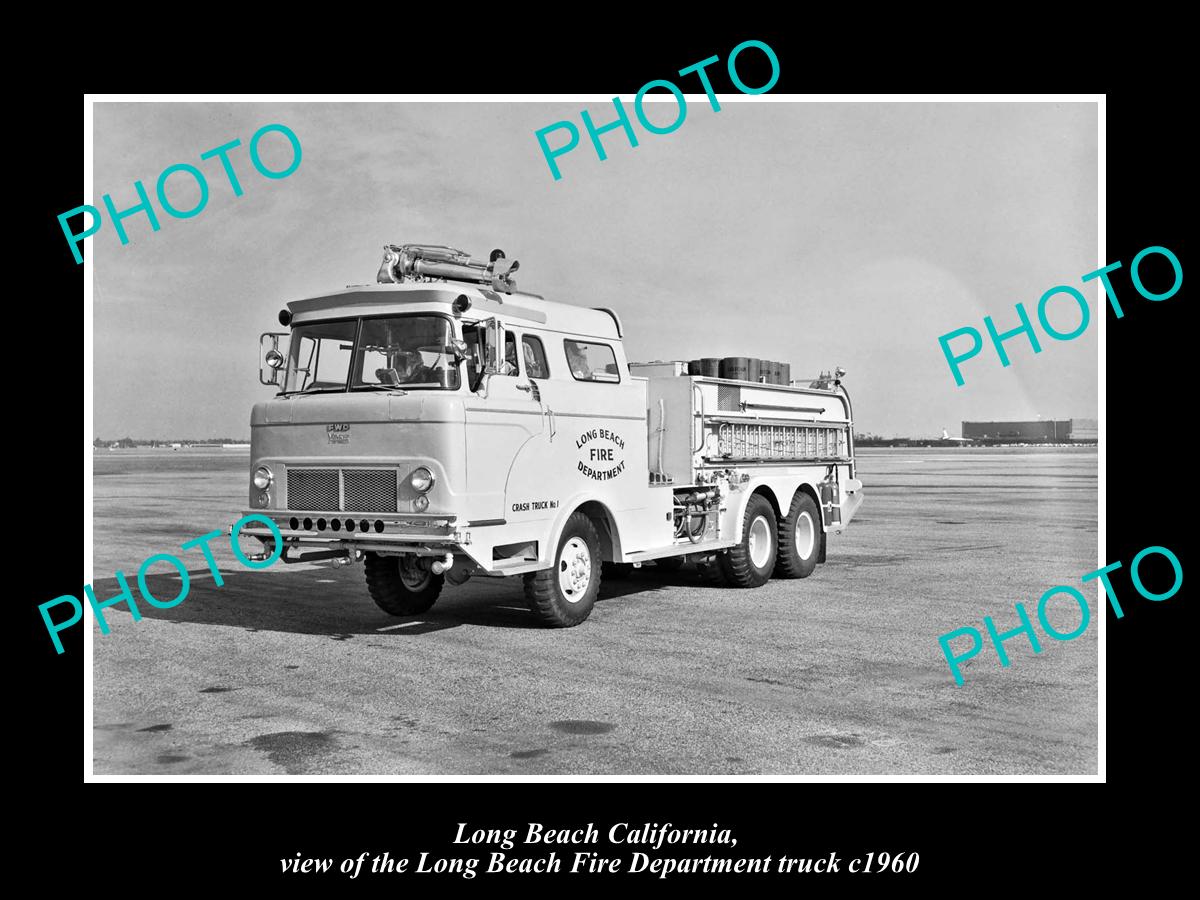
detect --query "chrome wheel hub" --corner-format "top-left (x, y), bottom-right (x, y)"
top-left (795, 511), bottom-right (816, 559)
top-left (748, 515), bottom-right (772, 569)
top-left (558, 537), bottom-right (592, 602)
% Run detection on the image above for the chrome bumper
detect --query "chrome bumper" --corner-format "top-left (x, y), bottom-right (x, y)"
top-left (236, 509), bottom-right (472, 553)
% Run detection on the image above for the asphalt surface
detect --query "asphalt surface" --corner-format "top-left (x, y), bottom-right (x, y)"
top-left (91, 447), bottom-right (1098, 775)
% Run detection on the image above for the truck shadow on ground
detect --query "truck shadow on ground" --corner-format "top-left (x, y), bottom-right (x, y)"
top-left (90, 565), bottom-right (678, 638)
top-left (604, 563), bottom-right (728, 589)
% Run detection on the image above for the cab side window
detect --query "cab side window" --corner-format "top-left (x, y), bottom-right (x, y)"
top-left (463, 323), bottom-right (519, 381)
top-left (503, 331), bottom-right (519, 375)
top-left (564, 340), bottom-right (620, 383)
top-left (522, 335), bottom-right (550, 379)
top-left (461, 327), bottom-right (518, 381)
top-left (463, 328), bottom-right (483, 384)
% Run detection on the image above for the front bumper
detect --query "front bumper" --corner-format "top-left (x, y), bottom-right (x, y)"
top-left (237, 509), bottom-right (472, 556)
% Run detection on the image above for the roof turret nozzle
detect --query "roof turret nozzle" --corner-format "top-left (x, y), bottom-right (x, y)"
top-left (376, 243), bottom-right (520, 294)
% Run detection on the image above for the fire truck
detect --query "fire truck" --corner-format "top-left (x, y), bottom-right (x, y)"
top-left (240, 244), bottom-right (863, 626)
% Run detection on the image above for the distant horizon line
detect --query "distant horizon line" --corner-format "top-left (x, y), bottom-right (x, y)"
top-left (94, 438), bottom-right (250, 444)
top-left (95, 432), bottom-right (1094, 444)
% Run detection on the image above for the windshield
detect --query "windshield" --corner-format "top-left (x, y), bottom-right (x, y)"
top-left (283, 320), bottom-right (356, 393)
top-left (283, 315), bottom-right (460, 394)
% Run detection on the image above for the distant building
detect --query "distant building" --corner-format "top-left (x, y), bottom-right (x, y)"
top-left (961, 419), bottom-right (1096, 442)
top-left (1069, 418), bottom-right (1098, 440)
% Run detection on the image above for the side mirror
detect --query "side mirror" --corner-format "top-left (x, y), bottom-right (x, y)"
top-left (476, 317), bottom-right (507, 376)
top-left (259, 333), bottom-right (289, 387)
top-left (467, 318), bottom-right (508, 392)
top-left (486, 318), bottom-right (506, 374)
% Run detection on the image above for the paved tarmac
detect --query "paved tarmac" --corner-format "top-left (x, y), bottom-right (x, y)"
top-left (90, 447), bottom-right (1098, 775)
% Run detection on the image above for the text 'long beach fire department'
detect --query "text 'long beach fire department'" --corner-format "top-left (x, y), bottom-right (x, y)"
top-left (239, 244), bottom-right (864, 626)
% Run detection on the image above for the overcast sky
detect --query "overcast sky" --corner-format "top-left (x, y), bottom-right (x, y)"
top-left (92, 100), bottom-right (1097, 439)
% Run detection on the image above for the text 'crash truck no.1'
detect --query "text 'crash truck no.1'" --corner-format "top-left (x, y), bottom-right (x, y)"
top-left (238, 244), bottom-right (864, 626)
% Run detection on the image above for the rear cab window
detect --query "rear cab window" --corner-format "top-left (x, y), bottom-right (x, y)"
top-left (564, 340), bottom-right (620, 383)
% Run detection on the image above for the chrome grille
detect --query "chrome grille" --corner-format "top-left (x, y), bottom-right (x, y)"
top-left (287, 468), bottom-right (339, 511)
top-left (286, 468), bottom-right (398, 512)
top-left (343, 469), bottom-right (398, 512)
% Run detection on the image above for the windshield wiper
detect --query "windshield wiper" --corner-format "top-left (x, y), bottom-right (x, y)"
top-left (281, 387), bottom-right (346, 397)
top-left (351, 385), bottom-right (408, 394)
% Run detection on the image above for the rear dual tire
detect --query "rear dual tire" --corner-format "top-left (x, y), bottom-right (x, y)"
top-left (776, 491), bottom-right (821, 579)
top-left (719, 493), bottom-right (777, 587)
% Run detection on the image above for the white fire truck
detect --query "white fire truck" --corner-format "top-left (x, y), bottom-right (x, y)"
top-left (240, 244), bottom-right (863, 626)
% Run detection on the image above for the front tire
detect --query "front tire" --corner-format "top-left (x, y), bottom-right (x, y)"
top-left (719, 493), bottom-right (777, 587)
top-left (524, 512), bottom-right (602, 627)
top-left (364, 552), bottom-right (443, 616)
top-left (776, 491), bottom-right (821, 579)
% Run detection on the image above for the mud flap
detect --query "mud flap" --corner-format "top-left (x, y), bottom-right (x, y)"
top-left (818, 530), bottom-right (827, 564)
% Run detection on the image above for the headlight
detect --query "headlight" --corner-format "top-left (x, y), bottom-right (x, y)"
top-left (257, 491), bottom-right (271, 508)
top-left (253, 466), bottom-right (273, 489)
top-left (410, 467), bottom-right (435, 492)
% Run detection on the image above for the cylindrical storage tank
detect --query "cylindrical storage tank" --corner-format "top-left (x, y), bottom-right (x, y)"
top-left (768, 361), bottom-right (782, 384)
top-left (700, 357), bottom-right (721, 377)
top-left (688, 359), bottom-right (705, 375)
top-left (747, 358), bottom-right (761, 383)
top-left (780, 362), bottom-right (791, 386)
top-left (720, 357), bottom-right (751, 381)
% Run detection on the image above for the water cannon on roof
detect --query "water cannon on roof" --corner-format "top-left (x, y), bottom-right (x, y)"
top-left (376, 243), bottom-right (520, 293)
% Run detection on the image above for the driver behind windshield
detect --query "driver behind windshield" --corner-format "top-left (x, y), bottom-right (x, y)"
top-left (341, 316), bottom-right (459, 391)
top-left (394, 348), bottom-right (436, 384)
top-left (373, 348), bottom-right (428, 386)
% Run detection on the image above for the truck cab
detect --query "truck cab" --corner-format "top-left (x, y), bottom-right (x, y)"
top-left (238, 244), bottom-right (863, 626)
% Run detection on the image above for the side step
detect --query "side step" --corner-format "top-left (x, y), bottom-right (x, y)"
top-left (487, 558), bottom-right (544, 576)
top-left (623, 538), bottom-right (736, 563)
